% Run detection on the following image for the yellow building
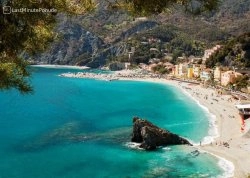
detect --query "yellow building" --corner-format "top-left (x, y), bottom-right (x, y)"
top-left (187, 67), bottom-right (194, 79)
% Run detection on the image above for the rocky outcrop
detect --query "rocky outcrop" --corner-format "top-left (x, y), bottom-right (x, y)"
top-left (131, 117), bottom-right (192, 150)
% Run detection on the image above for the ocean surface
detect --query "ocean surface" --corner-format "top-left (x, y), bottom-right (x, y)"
top-left (0, 67), bottom-right (230, 177)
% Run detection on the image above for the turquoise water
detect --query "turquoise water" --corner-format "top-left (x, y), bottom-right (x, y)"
top-left (0, 67), bottom-right (225, 177)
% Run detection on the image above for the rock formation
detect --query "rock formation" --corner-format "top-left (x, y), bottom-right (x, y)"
top-left (131, 117), bottom-right (192, 150)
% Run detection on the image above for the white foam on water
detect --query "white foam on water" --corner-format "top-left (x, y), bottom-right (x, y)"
top-left (208, 152), bottom-right (235, 178)
top-left (175, 85), bottom-right (219, 145)
top-left (162, 147), bottom-right (171, 151)
top-left (124, 142), bottom-right (143, 150)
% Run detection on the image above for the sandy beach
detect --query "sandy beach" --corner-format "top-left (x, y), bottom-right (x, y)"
top-left (59, 69), bottom-right (250, 177)
top-left (134, 77), bottom-right (250, 178)
top-left (136, 77), bottom-right (250, 178)
top-left (166, 80), bottom-right (250, 178)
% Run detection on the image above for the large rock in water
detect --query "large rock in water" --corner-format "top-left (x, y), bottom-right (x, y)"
top-left (131, 117), bottom-right (192, 150)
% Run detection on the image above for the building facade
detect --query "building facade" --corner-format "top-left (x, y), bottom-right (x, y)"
top-left (214, 67), bottom-right (222, 83)
top-left (221, 71), bottom-right (242, 86)
top-left (200, 69), bottom-right (212, 81)
top-left (193, 66), bottom-right (201, 78)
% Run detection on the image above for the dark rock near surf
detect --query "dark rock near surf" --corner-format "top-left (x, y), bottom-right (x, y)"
top-left (131, 117), bottom-right (192, 150)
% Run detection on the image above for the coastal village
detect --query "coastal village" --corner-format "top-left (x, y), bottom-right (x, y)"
top-left (2, 0), bottom-right (250, 177)
top-left (136, 44), bottom-right (250, 94)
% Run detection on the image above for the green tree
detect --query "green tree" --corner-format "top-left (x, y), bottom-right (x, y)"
top-left (117, 0), bottom-right (220, 16)
top-left (151, 64), bottom-right (169, 74)
top-left (234, 75), bottom-right (249, 91)
top-left (0, 0), bottom-right (95, 93)
top-left (0, 0), bottom-right (219, 93)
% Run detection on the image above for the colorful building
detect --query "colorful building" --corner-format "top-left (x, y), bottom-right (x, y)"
top-left (200, 69), bottom-right (212, 81)
top-left (187, 65), bottom-right (194, 79)
top-left (178, 63), bottom-right (188, 77)
top-left (221, 71), bottom-right (242, 86)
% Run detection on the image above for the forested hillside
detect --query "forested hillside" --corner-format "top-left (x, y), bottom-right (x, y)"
top-left (206, 33), bottom-right (250, 68)
top-left (33, 0), bottom-right (250, 67)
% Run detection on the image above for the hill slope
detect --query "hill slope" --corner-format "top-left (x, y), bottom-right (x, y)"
top-left (33, 0), bottom-right (250, 67)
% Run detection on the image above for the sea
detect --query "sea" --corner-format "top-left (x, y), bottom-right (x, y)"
top-left (0, 66), bottom-right (234, 178)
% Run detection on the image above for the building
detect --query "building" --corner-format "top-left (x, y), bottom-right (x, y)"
top-left (173, 65), bottom-right (179, 76)
top-left (189, 56), bottom-right (202, 64)
top-left (221, 70), bottom-right (242, 86)
top-left (172, 63), bottom-right (188, 77)
top-left (200, 69), bottom-right (212, 81)
top-left (187, 67), bottom-right (194, 79)
top-left (214, 67), bottom-right (222, 83)
top-left (178, 63), bottom-right (188, 77)
top-left (193, 66), bottom-right (201, 78)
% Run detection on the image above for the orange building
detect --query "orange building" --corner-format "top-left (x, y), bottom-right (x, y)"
top-left (221, 71), bottom-right (242, 86)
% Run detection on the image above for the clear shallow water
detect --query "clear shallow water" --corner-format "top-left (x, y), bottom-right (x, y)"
top-left (0, 67), bottom-right (225, 177)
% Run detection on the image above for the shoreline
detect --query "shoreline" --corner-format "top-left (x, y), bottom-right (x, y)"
top-left (133, 78), bottom-right (250, 178)
top-left (59, 69), bottom-right (250, 177)
top-left (126, 77), bottom-right (250, 178)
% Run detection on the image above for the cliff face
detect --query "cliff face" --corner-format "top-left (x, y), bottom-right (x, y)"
top-left (34, 15), bottom-right (105, 66)
top-left (33, 14), bottom-right (158, 67)
top-left (131, 117), bottom-right (192, 150)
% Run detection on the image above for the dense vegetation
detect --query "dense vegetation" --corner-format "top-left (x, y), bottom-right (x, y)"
top-left (209, 0), bottom-right (250, 35)
top-left (116, 0), bottom-right (220, 15)
top-left (206, 33), bottom-right (250, 68)
top-left (234, 75), bottom-right (249, 91)
top-left (110, 25), bottom-right (205, 65)
top-left (151, 64), bottom-right (169, 74)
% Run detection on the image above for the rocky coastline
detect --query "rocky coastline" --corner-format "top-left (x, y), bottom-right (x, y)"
top-left (59, 70), bottom-right (163, 81)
